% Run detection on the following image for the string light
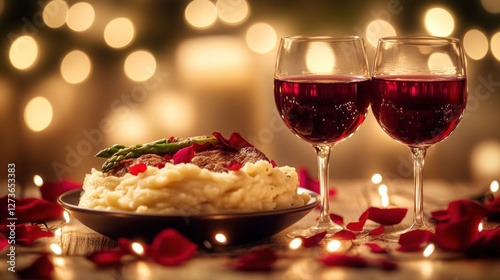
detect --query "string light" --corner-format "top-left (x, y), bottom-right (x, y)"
top-left (423, 243), bottom-right (435, 258)
top-left (490, 181), bottom-right (499, 193)
top-left (326, 240), bottom-right (341, 252)
top-left (245, 23), bottom-right (277, 54)
top-left (9, 35), bottom-right (39, 70)
top-left (463, 29), bottom-right (489, 60)
top-left (214, 233), bottom-right (227, 244)
top-left (43, 0), bottom-right (68, 28)
top-left (424, 7), bottom-right (455, 36)
top-left (24, 96), bottom-right (53, 132)
top-left (104, 17), bottom-right (135, 49)
top-left (371, 174), bottom-right (383, 184)
top-left (184, 0), bottom-right (217, 29)
top-left (50, 243), bottom-right (63, 255)
top-left (66, 2), bottom-right (95, 32)
top-left (131, 242), bottom-right (145, 255)
top-left (60, 50), bottom-right (92, 84)
top-left (124, 50), bottom-right (157, 82)
top-left (33, 175), bottom-right (44, 187)
top-left (289, 238), bottom-right (302, 250)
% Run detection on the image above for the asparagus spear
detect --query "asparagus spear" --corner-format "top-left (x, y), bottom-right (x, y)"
top-left (96, 135), bottom-right (219, 172)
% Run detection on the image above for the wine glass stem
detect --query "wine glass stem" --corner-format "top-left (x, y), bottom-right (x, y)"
top-left (314, 144), bottom-right (333, 225)
top-left (411, 147), bottom-right (428, 229)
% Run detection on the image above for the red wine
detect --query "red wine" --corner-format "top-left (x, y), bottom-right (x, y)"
top-left (371, 75), bottom-right (467, 147)
top-left (274, 76), bottom-right (370, 143)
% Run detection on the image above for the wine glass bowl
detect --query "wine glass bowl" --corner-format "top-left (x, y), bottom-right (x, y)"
top-left (274, 36), bottom-right (371, 237)
top-left (370, 36), bottom-right (467, 240)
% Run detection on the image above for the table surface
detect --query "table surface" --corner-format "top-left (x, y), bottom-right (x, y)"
top-left (1, 179), bottom-right (499, 280)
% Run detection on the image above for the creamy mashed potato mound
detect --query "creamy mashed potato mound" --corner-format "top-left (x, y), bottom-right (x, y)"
top-left (79, 160), bottom-right (310, 214)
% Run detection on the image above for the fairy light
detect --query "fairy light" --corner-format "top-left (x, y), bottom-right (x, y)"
top-left (423, 243), bottom-right (435, 258)
top-left (478, 222), bottom-right (484, 232)
top-left (123, 50), bottom-right (157, 82)
top-left (306, 42), bottom-right (334, 73)
top-left (490, 180), bottom-right (499, 193)
top-left (33, 175), bottom-right (44, 187)
top-left (289, 237), bottom-right (303, 250)
top-left (424, 7), bottom-right (455, 37)
top-left (50, 243), bottom-right (63, 255)
top-left (378, 184), bottom-right (389, 208)
top-left (326, 240), bottom-right (341, 252)
top-left (365, 20), bottom-right (397, 48)
top-left (63, 211), bottom-right (70, 224)
top-left (245, 23), bottom-right (277, 54)
top-left (215, 233), bottom-right (227, 244)
top-left (184, 0), bottom-right (217, 29)
top-left (371, 173), bottom-right (383, 184)
top-left (9, 35), bottom-right (39, 70)
top-left (131, 242), bottom-right (145, 255)
top-left (24, 96), bottom-right (53, 132)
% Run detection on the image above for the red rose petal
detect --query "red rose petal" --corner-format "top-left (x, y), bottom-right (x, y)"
top-left (17, 253), bottom-right (54, 280)
top-left (346, 218), bottom-right (367, 231)
top-left (173, 146), bottom-right (195, 164)
top-left (369, 225), bottom-right (385, 236)
top-left (222, 160), bottom-right (243, 171)
top-left (397, 230), bottom-right (433, 252)
top-left (129, 163), bottom-right (147, 175)
top-left (329, 213), bottom-right (344, 225)
top-left (40, 179), bottom-right (82, 203)
top-left (150, 229), bottom-right (198, 266)
top-left (16, 225), bottom-right (54, 246)
top-left (230, 246), bottom-right (278, 271)
top-left (299, 231), bottom-right (327, 247)
top-left (430, 209), bottom-right (451, 223)
top-left (332, 230), bottom-right (357, 240)
top-left (365, 207), bottom-right (407, 226)
top-left (319, 253), bottom-right (368, 268)
top-left (466, 228), bottom-right (500, 258)
top-left (87, 250), bottom-right (125, 267)
top-left (484, 196), bottom-right (500, 222)
top-left (212, 132), bottom-right (253, 151)
top-left (0, 235), bottom-right (8, 251)
top-left (0, 197), bottom-right (63, 225)
top-left (365, 242), bottom-right (388, 253)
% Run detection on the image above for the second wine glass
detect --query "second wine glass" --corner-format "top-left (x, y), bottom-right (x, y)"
top-left (274, 36), bottom-right (371, 237)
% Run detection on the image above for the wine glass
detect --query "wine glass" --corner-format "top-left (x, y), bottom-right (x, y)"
top-left (274, 36), bottom-right (371, 237)
top-left (371, 36), bottom-right (467, 240)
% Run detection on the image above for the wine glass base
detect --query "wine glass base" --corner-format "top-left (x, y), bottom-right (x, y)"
top-left (287, 222), bottom-right (343, 239)
top-left (383, 223), bottom-right (435, 243)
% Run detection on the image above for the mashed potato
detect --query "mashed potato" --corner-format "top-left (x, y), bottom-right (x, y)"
top-left (79, 160), bottom-right (310, 214)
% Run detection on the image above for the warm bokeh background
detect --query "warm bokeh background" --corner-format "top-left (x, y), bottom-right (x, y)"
top-left (1, 0), bottom-right (499, 191)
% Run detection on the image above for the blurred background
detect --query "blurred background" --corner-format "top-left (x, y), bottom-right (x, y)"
top-left (1, 0), bottom-right (499, 190)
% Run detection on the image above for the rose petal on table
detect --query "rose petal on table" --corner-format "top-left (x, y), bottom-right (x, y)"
top-left (365, 207), bottom-right (407, 226)
top-left (485, 196), bottom-right (500, 222)
top-left (87, 249), bottom-right (125, 267)
top-left (0, 197), bottom-right (63, 224)
top-left (365, 242), bottom-right (388, 253)
top-left (332, 230), bottom-right (356, 240)
top-left (173, 146), bottom-right (195, 164)
top-left (17, 253), bottom-right (54, 280)
top-left (397, 230), bottom-right (433, 252)
top-left (329, 213), bottom-right (344, 225)
top-left (299, 231), bottom-right (327, 247)
top-left (40, 179), bottom-right (82, 203)
top-left (229, 246), bottom-right (278, 271)
top-left (446, 200), bottom-right (485, 222)
top-left (369, 225), bottom-right (385, 236)
top-left (129, 163), bottom-right (147, 175)
top-left (465, 228), bottom-right (500, 258)
top-left (150, 229), bottom-right (198, 266)
top-left (222, 160), bottom-right (243, 171)
top-left (319, 253), bottom-right (368, 268)
top-left (346, 218), bottom-right (367, 231)
top-left (430, 209), bottom-right (451, 223)
top-left (16, 224), bottom-right (54, 246)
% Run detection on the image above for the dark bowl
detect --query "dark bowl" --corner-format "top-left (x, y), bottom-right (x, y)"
top-left (58, 188), bottom-right (319, 247)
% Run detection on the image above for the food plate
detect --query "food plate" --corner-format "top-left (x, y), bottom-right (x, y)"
top-left (58, 188), bottom-right (319, 247)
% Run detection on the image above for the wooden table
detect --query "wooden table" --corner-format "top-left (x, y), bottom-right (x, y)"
top-left (2, 180), bottom-right (499, 280)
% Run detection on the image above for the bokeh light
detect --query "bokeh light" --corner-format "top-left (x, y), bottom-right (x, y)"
top-left (104, 17), bottom-right (135, 49)
top-left (24, 96), bottom-right (53, 132)
top-left (66, 2), bottom-right (95, 32)
top-left (471, 140), bottom-right (500, 181)
top-left (216, 0), bottom-right (249, 25)
top-left (481, 0), bottom-right (500, 13)
top-left (365, 20), bottom-right (397, 48)
top-left (184, 0), bottom-right (218, 29)
top-left (61, 50), bottom-right (92, 84)
top-left (425, 7), bottom-right (455, 36)
top-left (306, 42), bottom-right (334, 73)
top-left (245, 23), bottom-right (277, 54)
top-left (463, 29), bottom-right (489, 60)
top-left (9, 35), bottom-right (39, 70)
top-left (146, 92), bottom-right (196, 134)
top-left (124, 50), bottom-right (157, 82)
top-left (43, 0), bottom-right (69, 28)
top-left (491, 32), bottom-right (500, 61)
top-left (33, 175), bottom-right (44, 187)
top-left (427, 53), bottom-right (453, 74)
